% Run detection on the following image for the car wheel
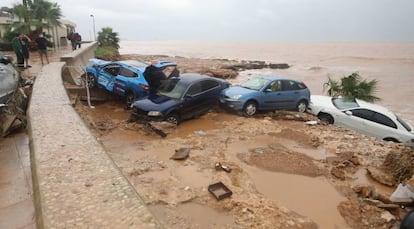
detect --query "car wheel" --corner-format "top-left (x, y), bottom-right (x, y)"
top-left (166, 113), bottom-right (180, 125)
top-left (85, 72), bottom-right (96, 88)
top-left (317, 113), bottom-right (334, 124)
top-left (243, 101), bottom-right (257, 116)
top-left (296, 100), bottom-right (308, 113)
top-left (383, 137), bottom-right (400, 143)
top-left (125, 92), bottom-right (135, 108)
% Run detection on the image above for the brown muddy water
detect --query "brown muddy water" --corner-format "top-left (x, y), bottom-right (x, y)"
top-left (76, 99), bottom-right (379, 228)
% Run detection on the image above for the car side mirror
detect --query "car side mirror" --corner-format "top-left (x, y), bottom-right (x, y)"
top-left (345, 110), bottom-right (353, 116)
top-left (264, 89), bottom-right (272, 93)
top-left (184, 94), bottom-right (193, 100)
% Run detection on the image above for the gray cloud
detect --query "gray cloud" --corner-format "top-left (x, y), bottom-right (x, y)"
top-left (2, 0), bottom-right (414, 41)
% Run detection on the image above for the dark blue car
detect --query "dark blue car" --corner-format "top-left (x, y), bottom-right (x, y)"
top-left (85, 59), bottom-right (177, 105)
top-left (220, 76), bottom-right (310, 116)
top-left (130, 73), bottom-right (230, 125)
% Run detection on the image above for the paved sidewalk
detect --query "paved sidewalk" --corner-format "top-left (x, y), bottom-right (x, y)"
top-left (0, 47), bottom-right (72, 229)
top-left (0, 131), bottom-right (35, 229)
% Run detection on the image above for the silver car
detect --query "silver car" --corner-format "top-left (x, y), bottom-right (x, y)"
top-left (307, 95), bottom-right (414, 147)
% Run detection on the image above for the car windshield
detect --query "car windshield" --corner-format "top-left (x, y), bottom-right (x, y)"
top-left (397, 116), bottom-right (413, 132)
top-left (332, 97), bottom-right (359, 110)
top-left (240, 78), bottom-right (270, 91)
top-left (157, 78), bottom-right (187, 99)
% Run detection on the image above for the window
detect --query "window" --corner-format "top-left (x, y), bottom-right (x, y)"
top-left (200, 80), bottom-right (219, 91)
top-left (332, 97), bottom-right (359, 110)
top-left (350, 109), bottom-right (374, 121)
top-left (187, 83), bottom-right (202, 96)
top-left (119, 67), bottom-right (137, 78)
top-left (103, 65), bottom-right (120, 76)
top-left (281, 80), bottom-right (300, 91)
top-left (351, 109), bottom-right (397, 129)
top-left (269, 80), bottom-right (281, 91)
top-left (372, 112), bottom-right (397, 129)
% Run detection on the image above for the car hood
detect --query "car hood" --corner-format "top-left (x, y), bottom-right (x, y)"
top-left (132, 94), bottom-right (180, 112)
top-left (223, 86), bottom-right (257, 96)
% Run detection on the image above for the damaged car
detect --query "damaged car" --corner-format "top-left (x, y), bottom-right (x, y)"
top-left (0, 53), bottom-right (19, 105)
top-left (307, 95), bottom-right (414, 147)
top-left (130, 73), bottom-right (230, 125)
top-left (85, 59), bottom-right (177, 105)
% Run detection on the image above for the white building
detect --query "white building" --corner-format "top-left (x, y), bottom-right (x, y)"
top-left (0, 9), bottom-right (76, 48)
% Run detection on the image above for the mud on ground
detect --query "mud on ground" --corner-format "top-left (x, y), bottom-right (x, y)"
top-left (71, 55), bottom-right (414, 229)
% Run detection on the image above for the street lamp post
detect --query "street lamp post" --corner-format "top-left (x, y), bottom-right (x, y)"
top-left (90, 14), bottom-right (96, 41)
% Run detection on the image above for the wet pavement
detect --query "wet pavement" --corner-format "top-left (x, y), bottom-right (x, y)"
top-left (0, 46), bottom-right (72, 229)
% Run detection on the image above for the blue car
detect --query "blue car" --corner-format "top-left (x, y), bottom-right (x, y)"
top-left (130, 73), bottom-right (230, 125)
top-left (220, 76), bottom-right (310, 116)
top-left (85, 59), bottom-right (177, 105)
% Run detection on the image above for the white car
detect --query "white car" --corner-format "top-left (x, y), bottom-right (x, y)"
top-left (307, 95), bottom-right (414, 147)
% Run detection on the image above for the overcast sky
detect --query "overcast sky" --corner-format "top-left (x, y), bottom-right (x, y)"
top-left (2, 0), bottom-right (414, 42)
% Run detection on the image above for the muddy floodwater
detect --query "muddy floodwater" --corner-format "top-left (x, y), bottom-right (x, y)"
top-left (73, 96), bottom-right (405, 228)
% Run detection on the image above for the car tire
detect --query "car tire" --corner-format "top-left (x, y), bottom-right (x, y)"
top-left (296, 100), bottom-right (308, 113)
top-left (125, 92), bottom-right (135, 108)
top-left (317, 113), bottom-right (334, 124)
top-left (85, 72), bottom-right (96, 88)
top-left (383, 137), bottom-right (400, 143)
top-left (243, 101), bottom-right (257, 116)
top-left (166, 113), bottom-right (180, 125)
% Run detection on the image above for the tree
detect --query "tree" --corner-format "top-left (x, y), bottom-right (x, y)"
top-left (323, 72), bottom-right (380, 102)
top-left (6, 0), bottom-right (62, 38)
top-left (97, 27), bottom-right (120, 49)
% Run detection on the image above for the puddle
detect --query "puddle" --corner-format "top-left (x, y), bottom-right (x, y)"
top-left (226, 136), bottom-right (349, 229)
top-left (170, 112), bottom-right (231, 138)
top-left (148, 202), bottom-right (235, 229)
top-left (245, 166), bottom-right (349, 229)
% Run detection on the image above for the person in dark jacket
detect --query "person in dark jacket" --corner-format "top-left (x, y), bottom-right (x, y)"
top-left (143, 65), bottom-right (167, 94)
top-left (11, 33), bottom-right (24, 68)
top-left (20, 34), bottom-right (32, 68)
top-left (35, 34), bottom-right (49, 65)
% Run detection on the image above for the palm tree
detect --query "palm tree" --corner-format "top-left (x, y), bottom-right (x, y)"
top-left (97, 27), bottom-right (120, 49)
top-left (8, 0), bottom-right (62, 36)
top-left (323, 73), bottom-right (380, 102)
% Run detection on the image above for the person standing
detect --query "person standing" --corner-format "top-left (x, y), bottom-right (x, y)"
top-left (11, 33), bottom-right (24, 68)
top-left (35, 34), bottom-right (49, 65)
top-left (67, 31), bottom-right (77, 50)
top-left (74, 32), bottom-right (82, 49)
top-left (20, 34), bottom-right (32, 68)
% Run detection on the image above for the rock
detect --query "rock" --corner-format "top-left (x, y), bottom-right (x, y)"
top-left (380, 211), bottom-right (396, 222)
top-left (331, 167), bottom-right (346, 180)
top-left (367, 167), bottom-right (396, 187)
top-left (205, 69), bottom-right (238, 79)
top-left (268, 63), bottom-right (290, 69)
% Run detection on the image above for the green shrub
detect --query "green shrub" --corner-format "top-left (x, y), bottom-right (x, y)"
top-left (94, 46), bottom-right (120, 60)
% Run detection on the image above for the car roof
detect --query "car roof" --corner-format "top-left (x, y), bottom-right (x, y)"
top-left (172, 73), bottom-right (221, 85)
top-left (256, 75), bottom-right (301, 82)
top-left (118, 60), bottom-right (148, 69)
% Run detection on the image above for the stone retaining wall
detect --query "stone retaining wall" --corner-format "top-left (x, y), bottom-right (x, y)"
top-left (27, 46), bottom-right (161, 228)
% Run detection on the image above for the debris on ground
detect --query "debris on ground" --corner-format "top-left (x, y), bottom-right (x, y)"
top-left (170, 148), bottom-right (191, 160)
top-left (208, 182), bottom-right (233, 200)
